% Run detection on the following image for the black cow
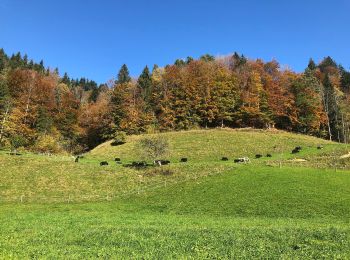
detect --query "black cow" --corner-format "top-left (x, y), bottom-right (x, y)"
top-left (292, 146), bottom-right (302, 154)
top-left (180, 158), bottom-right (188, 162)
top-left (266, 153), bottom-right (272, 157)
top-left (221, 157), bottom-right (229, 161)
top-left (100, 161), bottom-right (108, 166)
top-left (317, 145), bottom-right (323, 150)
top-left (115, 158), bottom-right (121, 162)
top-left (255, 154), bottom-right (262, 159)
top-left (124, 161), bottom-right (147, 168)
top-left (75, 157), bottom-right (79, 163)
top-left (234, 157), bottom-right (250, 163)
top-left (132, 161), bottom-right (148, 167)
top-left (154, 160), bottom-right (170, 166)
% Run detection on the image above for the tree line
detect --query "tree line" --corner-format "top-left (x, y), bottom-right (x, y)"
top-left (0, 48), bottom-right (349, 154)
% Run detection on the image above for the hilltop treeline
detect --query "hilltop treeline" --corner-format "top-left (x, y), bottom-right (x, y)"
top-left (0, 49), bottom-right (350, 153)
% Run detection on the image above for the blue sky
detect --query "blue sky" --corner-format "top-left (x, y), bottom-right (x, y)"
top-left (1, 0), bottom-right (349, 83)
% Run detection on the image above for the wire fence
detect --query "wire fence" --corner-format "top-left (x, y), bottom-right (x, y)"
top-left (266, 155), bottom-right (350, 170)
top-left (1, 151), bottom-right (350, 204)
top-left (0, 166), bottom-right (228, 204)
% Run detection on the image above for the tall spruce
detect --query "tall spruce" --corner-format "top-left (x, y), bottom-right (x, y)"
top-left (137, 66), bottom-right (153, 106)
top-left (307, 58), bottom-right (317, 71)
top-left (0, 49), bottom-right (8, 72)
top-left (116, 64), bottom-right (131, 84)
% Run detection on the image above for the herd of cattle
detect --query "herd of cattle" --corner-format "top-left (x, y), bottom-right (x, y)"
top-left (73, 145), bottom-right (316, 167)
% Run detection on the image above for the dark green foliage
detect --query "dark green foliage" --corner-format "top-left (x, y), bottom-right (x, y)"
top-left (116, 64), bottom-right (131, 84)
top-left (174, 59), bottom-right (186, 67)
top-left (61, 72), bottom-right (70, 85)
top-left (137, 66), bottom-right (153, 105)
top-left (0, 48), bottom-right (8, 72)
top-left (318, 56), bottom-right (337, 73)
top-left (36, 107), bottom-right (53, 134)
top-left (292, 69), bottom-right (322, 134)
top-left (88, 86), bottom-right (100, 102)
top-left (0, 79), bottom-right (10, 104)
top-left (9, 135), bottom-right (27, 151)
top-left (340, 66), bottom-right (350, 92)
top-left (307, 58), bottom-right (317, 71)
top-left (186, 56), bottom-right (194, 64)
top-left (231, 52), bottom-right (247, 69)
top-left (200, 54), bottom-right (215, 62)
top-left (111, 131), bottom-right (126, 146)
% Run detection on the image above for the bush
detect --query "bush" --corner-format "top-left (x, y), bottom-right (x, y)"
top-left (111, 131), bottom-right (126, 146)
top-left (9, 135), bottom-right (27, 152)
top-left (135, 135), bottom-right (169, 164)
top-left (33, 135), bottom-right (63, 154)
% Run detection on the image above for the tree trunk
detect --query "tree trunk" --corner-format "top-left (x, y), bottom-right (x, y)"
top-left (0, 104), bottom-right (10, 143)
top-left (323, 91), bottom-right (332, 141)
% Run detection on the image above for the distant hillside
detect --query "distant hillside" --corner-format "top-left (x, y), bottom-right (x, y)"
top-left (89, 128), bottom-right (341, 162)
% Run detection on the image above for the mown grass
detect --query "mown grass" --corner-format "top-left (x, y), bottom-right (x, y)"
top-left (1, 129), bottom-right (350, 258)
top-left (1, 204), bottom-right (349, 259)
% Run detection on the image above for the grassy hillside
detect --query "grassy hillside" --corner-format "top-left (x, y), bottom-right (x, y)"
top-left (2, 128), bottom-right (349, 203)
top-left (1, 129), bottom-right (350, 258)
top-left (90, 128), bottom-right (336, 161)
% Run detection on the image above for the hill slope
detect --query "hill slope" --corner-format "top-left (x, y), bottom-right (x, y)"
top-left (1, 128), bottom-right (350, 203)
top-left (1, 129), bottom-right (350, 258)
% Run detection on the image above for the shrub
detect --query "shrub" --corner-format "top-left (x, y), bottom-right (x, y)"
top-left (135, 135), bottom-right (169, 165)
top-left (111, 131), bottom-right (126, 146)
top-left (33, 135), bottom-right (63, 154)
top-left (10, 135), bottom-right (27, 153)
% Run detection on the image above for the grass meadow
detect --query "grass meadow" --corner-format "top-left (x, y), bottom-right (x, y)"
top-left (1, 128), bottom-right (350, 258)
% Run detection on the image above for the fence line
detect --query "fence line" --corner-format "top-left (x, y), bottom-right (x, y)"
top-left (0, 167), bottom-right (226, 204)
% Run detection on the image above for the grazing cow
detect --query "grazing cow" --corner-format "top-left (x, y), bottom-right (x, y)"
top-left (75, 157), bottom-right (79, 163)
top-left (292, 146), bottom-right (302, 154)
top-left (100, 161), bottom-right (108, 166)
top-left (131, 161), bottom-right (148, 167)
top-left (115, 158), bottom-right (121, 161)
top-left (266, 153), bottom-right (272, 157)
top-left (255, 154), bottom-right (262, 159)
top-left (154, 160), bottom-right (170, 166)
top-left (317, 145), bottom-right (323, 150)
top-left (180, 158), bottom-right (188, 162)
top-left (124, 162), bottom-right (147, 168)
top-left (291, 149), bottom-right (299, 154)
top-left (221, 157), bottom-right (229, 161)
top-left (234, 157), bottom-right (250, 163)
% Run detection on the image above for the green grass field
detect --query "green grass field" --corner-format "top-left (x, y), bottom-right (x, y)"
top-left (1, 128), bottom-right (350, 258)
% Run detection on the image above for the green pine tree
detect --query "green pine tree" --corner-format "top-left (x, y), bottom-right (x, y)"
top-left (116, 64), bottom-right (131, 84)
top-left (137, 66), bottom-right (153, 105)
top-left (36, 107), bottom-right (53, 134)
top-left (307, 58), bottom-right (317, 71)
